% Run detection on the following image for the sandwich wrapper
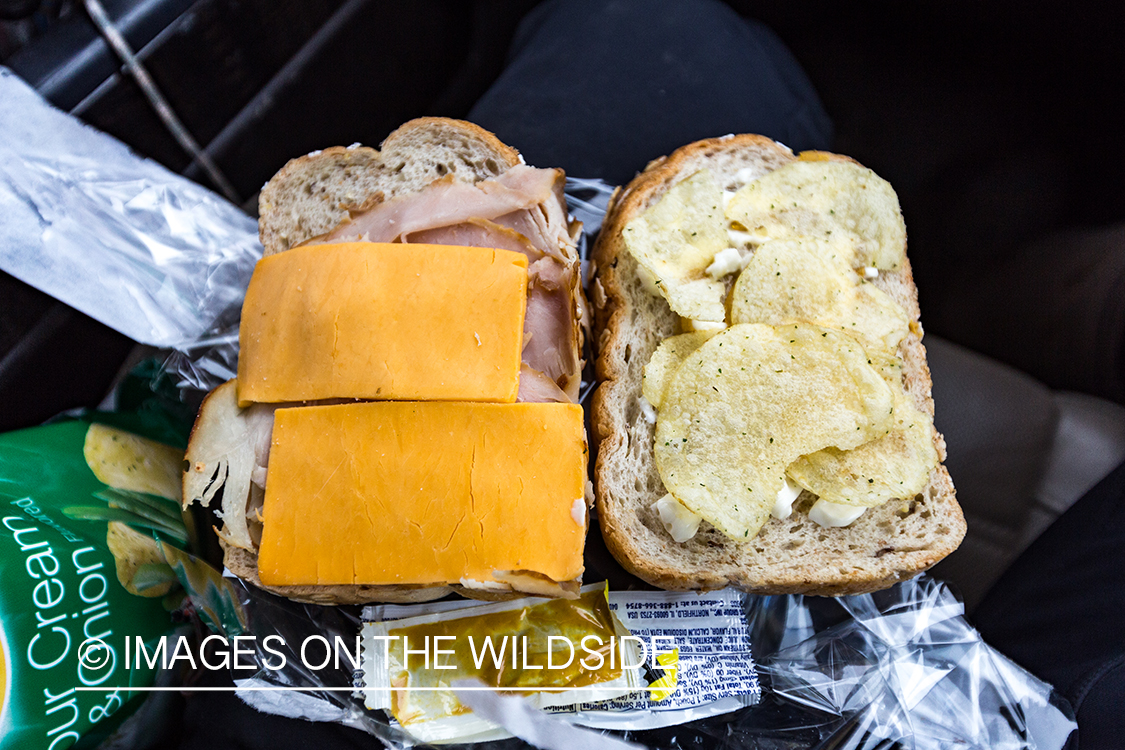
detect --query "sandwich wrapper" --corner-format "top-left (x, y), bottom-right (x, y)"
top-left (0, 72), bottom-right (1077, 749)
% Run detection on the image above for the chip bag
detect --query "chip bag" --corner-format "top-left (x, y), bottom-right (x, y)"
top-left (0, 418), bottom-right (191, 749)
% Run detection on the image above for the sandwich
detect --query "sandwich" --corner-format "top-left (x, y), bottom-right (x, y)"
top-left (590, 135), bottom-right (966, 595)
top-left (182, 118), bottom-right (590, 604)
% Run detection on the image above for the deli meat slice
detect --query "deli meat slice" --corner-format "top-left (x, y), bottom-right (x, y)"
top-left (317, 165), bottom-right (566, 247)
top-left (516, 364), bottom-right (570, 403)
top-left (492, 209), bottom-right (571, 264)
top-left (523, 271), bottom-right (577, 386)
top-left (408, 218), bottom-right (544, 263)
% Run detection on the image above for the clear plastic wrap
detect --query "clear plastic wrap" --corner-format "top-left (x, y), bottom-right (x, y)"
top-left (188, 572), bottom-right (1074, 749)
top-left (745, 580), bottom-right (1076, 750)
top-left (0, 80), bottom-right (1077, 748)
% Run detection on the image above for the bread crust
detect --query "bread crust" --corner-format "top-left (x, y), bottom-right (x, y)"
top-left (591, 136), bottom-right (966, 596)
top-left (221, 542), bottom-right (580, 604)
top-left (222, 540), bottom-right (453, 605)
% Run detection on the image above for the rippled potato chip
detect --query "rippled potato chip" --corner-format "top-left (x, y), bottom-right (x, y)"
top-left (654, 323), bottom-right (895, 540)
top-left (788, 341), bottom-right (938, 507)
top-left (84, 423), bottom-right (183, 501)
top-left (642, 331), bottom-right (717, 409)
top-left (787, 404), bottom-right (938, 507)
top-left (725, 160), bottom-right (907, 271)
top-left (106, 521), bottom-right (177, 597)
top-left (622, 169), bottom-right (728, 321)
top-left (730, 239), bottom-right (910, 350)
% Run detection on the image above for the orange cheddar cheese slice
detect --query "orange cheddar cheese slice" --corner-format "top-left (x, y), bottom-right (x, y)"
top-left (237, 242), bottom-right (528, 406)
top-left (256, 401), bottom-right (587, 587)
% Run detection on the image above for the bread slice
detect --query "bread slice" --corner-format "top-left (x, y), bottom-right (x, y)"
top-left (590, 135), bottom-right (966, 596)
top-left (258, 117), bottom-right (522, 255)
top-left (222, 540), bottom-right (453, 605)
top-left (187, 118), bottom-right (585, 604)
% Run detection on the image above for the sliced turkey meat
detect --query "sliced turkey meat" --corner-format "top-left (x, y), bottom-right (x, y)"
top-left (183, 381), bottom-right (278, 551)
top-left (314, 165), bottom-right (566, 247)
top-left (492, 209), bottom-right (573, 265)
top-left (524, 276), bottom-right (578, 389)
top-left (407, 218), bottom-right (544, 264)
top-left (516, 364), bottom-right (571, 403)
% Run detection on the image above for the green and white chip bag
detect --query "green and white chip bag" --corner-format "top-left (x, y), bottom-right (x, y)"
top-left (0, 419), bottom-right (191, 749)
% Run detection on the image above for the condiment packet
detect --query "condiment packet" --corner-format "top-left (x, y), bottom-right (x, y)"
top-left (361, 587), bottom-right (761, 742)
top-left (359, 585), bottom-right (646, 744)
top-left (549, 588), bottom-right (761, 730)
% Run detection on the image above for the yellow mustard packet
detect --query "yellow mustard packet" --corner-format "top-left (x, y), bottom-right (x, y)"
top-left (361, 586), bottom-right (650, 744)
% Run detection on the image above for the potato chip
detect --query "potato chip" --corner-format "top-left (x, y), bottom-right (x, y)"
top-left (730, 239), bottom-right (909, 349)
top-left (106, 521), bottom-right (177, 597)
top-left (84, 423), bottom-right (183, 501)
top-left (787, 405), bottom-right (938, 507)
top-left (642, 331), bottom-right (716, 409)
top-left (788, 341), bottom-right (938, 507)
top-left (725, 160), bottom-right (907, 271)
top-left (654, 323), bottom-right (895, 540)
top-left (622, 169), bottom-right (728, 321)
top-left (867, 346), bottom-right (908, 389)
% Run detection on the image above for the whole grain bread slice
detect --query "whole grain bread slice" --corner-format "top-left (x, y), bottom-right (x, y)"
top-left (222, 540), bottom-right (453, 605)
top-left (258, 117), bottom-right (522, 255)
top-left (590, 135), bottom-right (966, 596)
